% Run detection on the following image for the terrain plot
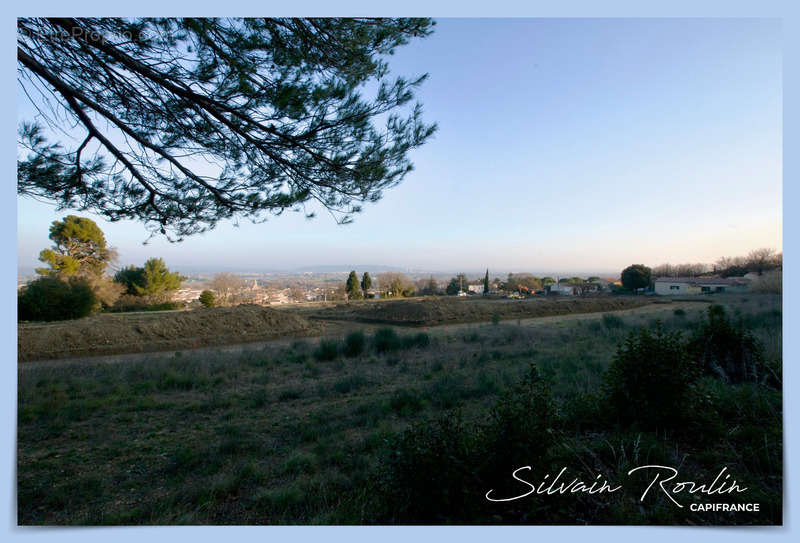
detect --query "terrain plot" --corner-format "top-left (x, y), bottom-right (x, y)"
top-left (18, 296), bottom-right (654, 362)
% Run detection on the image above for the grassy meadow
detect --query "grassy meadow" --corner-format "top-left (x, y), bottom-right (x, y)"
top-left (17, 294), bottom-right (782, 525)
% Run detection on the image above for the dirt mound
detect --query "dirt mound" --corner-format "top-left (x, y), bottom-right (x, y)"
top-left (18, 305), bottom-right (320, 362)
top-left (311, 296), bottom-right (652, 326)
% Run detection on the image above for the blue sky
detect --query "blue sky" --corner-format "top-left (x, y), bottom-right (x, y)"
top-left (17, 18), bottom-right (782, 276)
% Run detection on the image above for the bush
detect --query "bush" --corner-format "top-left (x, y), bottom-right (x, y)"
top-left (602, 313), bottom-right (625, 329)
top-left (388, 388), bottom-right (425, 416)
top-left (673, 308), bottom-right (686, 317)
top-left (479, 365), bottom-right (555, 485)
top-left (342, 330), bottom-right (366, 357)
top-left (401, 332), bottom-right (431, 349)
top-left (371, 413), bottom-right (478, 523)
top-left (604, 325), bottom-right (698, 432)
top-left (367, 365), bottom-right (555, 524)
top-left (314, 339), bottom-right (339, 361)
top-left (199, 290), bottom-right (216, 308)
top-left (18, 277), bottom-right (96, 321)
top-left (109, 296), bottom-right (183, 312)
top-left (687, 305), bottom-right (767, 384)
top-left (374, 328), bottom-right (401, 354)
top-left (332, 375), bottom-right (368, 394)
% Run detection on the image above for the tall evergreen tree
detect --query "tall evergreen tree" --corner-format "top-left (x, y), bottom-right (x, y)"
top-left (346, 270), bottom-right (363, 300)
top-left (361, 272), bottom-right (372, 296)
top-left (36, 215), bottom-right (116, 278)
top-left (133, 258), bottom-right (185, 301)
top-left (483, 269), bottom-right (489, 294)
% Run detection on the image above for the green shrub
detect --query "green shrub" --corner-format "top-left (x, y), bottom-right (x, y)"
top-left (314, 339), bottom-right (339, 361)
top-left (479, 365), bottom-right (555, 484)
top-left (374, 328), bottom-right (401, 354)
top-left (602, 313), bottom-right (625, 329)
top-left (199, 290), bottom-right (216, 308)
top-left (332, 375), bottom-right (368, 394)
top-left (401, 332), bottom-right (430, 349)
top-left (561, 392), bottom-right (607, 431)
top-left (491, 313), bottom-right (501, 325)
top-left (18, 276), bottom-right (96, 321)
top-left (369, 365), bottom-right (555, 524)
top-left (110, 296), bottom-right (182, 312)
top-left (342, 330), bottom-right (366, 357)
top-left (604, 325), bottom-right (698, 432)
top-left (388, 388), bottom-right (425, 416)
top-left (673, 308), bottom-right (686, 317)
top-left (687, 305), bottom-right (767, 384)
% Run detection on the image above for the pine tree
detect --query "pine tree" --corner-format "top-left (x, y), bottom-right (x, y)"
top-left (198, 290), bottom-right (216, 308)
top-left (346, 270), bottom-right (363, 300)
top-left (484, 269), bottom-right (490, 295)
top-left (361, 272), bottom-right (372, 296)
top-left (18, 18), bottom-right (437, 238)
top-left (133, 258), bottom-right (185, 302)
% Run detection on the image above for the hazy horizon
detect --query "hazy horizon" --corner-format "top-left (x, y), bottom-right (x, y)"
top-left (17, 18), bottom-right (782, 273)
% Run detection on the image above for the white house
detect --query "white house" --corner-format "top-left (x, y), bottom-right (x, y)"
top-left (547, 283), bottom-right (575, 296)
top-left (654, 277), bottom-right (749, 296)
top-left (467, 284), bottom-right (485, 294)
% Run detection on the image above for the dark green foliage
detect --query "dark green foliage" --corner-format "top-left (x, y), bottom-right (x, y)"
top-left (18, 18), bottom-right (437, 238)
top-left (483, 269), bottom-right (489, 294)
top-left (720, 265), bottom-right (749, 278)
top-left (360, 272), bottom-right (372, 296)
top-left (673, 308), bottom-right (686, 317)
top-left (342, 330), bottom-right (366, 357)
top-left (314, 339), bottom-right (339, 361)
top-left (601, 313), bottom-right (625, 329)
top-left (371, 413), bottom-right (478, 523)
top-left (374, 327), bottom-right (400, 354)
top-left (401, 332), bottom-right (430, 349)
top-left (132, 258), bottom-right (185, 300)
top-left (198, 290), bottom-right (216, 308)
top-left (332, 375), bottom-right (369, 395)
top-left (561, 392), bottom-right (607, 432)
top-left (109, 297), bottom-right (182, 313)
top-left (388, 388), bottom-right (425, 416)
top-left (687, 305), bottom-right (767, 384)
top-left (35, 215), bottom-right (114, 278)
top-left (345, 271), bottom-right (362, 300)
top-left (479, 365), bottom-right (554, 487)
top-left (445, 273), bottom-right (468, 295)
top-left (370, 365), bottom-right (555, 524)
top-left (620, 264), bottom-right (651, 292)
top-left (491, 313), bottom-right (501, 325)
top-left (18, 276), bottom-right (96, 321)
top-left (604, 325), bottom-right (698, 431)
top-left (372, 328), bottom-right (429, 354)
top-left (113, 265), bottom-right (146, 295)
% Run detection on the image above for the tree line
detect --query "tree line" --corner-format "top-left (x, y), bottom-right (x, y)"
top-left (651, 248), bottom-right (782, 279)
top-left (18, 216), bottom-right (185, 321)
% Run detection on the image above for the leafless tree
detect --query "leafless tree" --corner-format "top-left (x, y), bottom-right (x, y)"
top-left (209, 272), bottom-right (245, 305)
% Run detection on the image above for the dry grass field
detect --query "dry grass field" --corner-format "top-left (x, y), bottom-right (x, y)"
top-left (17, 294), bottom-right (782, 525)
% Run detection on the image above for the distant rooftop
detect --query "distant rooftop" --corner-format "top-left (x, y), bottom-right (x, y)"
top-left (654, 276), bottom-right (749, 286)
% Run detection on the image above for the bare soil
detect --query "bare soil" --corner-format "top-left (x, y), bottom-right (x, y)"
top-left (300, 295), bottom-right (653, 326)
top-left (18, 304), bottom-right (322, 362)
top-left (18, 295), bottom-right (657, 363)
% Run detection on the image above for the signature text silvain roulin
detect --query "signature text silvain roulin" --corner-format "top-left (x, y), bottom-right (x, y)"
top-left (485, 465), bottom-right (755, 511)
